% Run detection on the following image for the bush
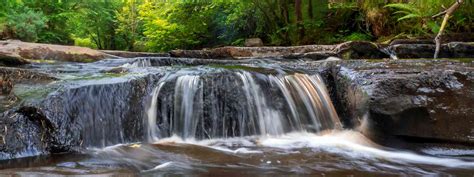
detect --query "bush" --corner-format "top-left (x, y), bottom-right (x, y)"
top-left (6, 8), bottom-right (47, 42)
top-left (343, 32), bottom-right (372, 41)
top-left (73, 37), bottom-right (98, 49)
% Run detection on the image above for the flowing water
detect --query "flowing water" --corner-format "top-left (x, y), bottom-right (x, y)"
top-left (1, 58), bottom-right (473, 176)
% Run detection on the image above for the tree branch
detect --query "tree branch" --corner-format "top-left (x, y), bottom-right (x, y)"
top-left (434, 0), bottom-right (463, 58)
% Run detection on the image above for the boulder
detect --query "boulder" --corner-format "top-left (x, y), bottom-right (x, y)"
top-left (0, 40), bottom-right (117, 64)
top-left (333, 60), bottom-right (474, 147)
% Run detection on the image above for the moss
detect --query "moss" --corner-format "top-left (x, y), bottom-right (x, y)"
top-left (79, 58), bottom-right (96, 63)
top-left (14, 84), bottom-right (55, 101)
top-left (341, 51), bottom-right (352, 60)
top-left (445, 58), bottom-right (474, 63)
top-left (64, 72), bottom-right (128, 81)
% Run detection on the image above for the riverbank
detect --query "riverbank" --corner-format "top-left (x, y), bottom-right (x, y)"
top-left (1, 40), bottom-right (474, 67)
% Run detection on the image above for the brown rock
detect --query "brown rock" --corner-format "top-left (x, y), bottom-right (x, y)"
top-left (0, 40), bottom-right (117, 64)
top-left (244, 38), bottom-right (264, 47)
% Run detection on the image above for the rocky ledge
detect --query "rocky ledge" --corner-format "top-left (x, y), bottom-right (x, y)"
top-left (2, 40), bottom-right (473, 67)
top-left (0, 40), bottom-right (168, 66)
top-left (170, 41), bottom-right (389, 60)
top-left (171, 41), bottom-right (474, 60)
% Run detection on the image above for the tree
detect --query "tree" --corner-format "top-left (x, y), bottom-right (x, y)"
top-left (295, 0), bottom-right (305, 43)
top-left (117, 0), bottom-right (144, 51)
top-left (5, 8), bottom-right (47, 42)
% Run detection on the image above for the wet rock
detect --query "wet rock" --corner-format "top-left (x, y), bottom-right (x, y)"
top-left (0, 67), bottom-right (57, 112)
top-left (244, 38), bottom-right (264, 47)
top-left (0, 40), bottom-right (117, 64)
top-left (334, 60), bottom-right (474, 147)
top-left (101, 50), bottom-right (169, 58)
top-left (0, 66), bottom-right (57, 83)
top-left (0, 110), bottom-right (49, 159)
top-left (0, 73), bottom-right (154, 160)
top-left (102, 67), bottom-right (129, 74)
top-left (283, 51), bottom-right (336, 60)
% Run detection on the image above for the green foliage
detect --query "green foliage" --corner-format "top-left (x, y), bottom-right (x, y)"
top-left (384, 3), bottom-right (422, 21)
top-left (0, 0), bottom-right (472, 51)
top-left (344, 32), bottom-right (372, 41)
top-left (5, 8), bottom-right (47, 42)
top-left (73, 36), bottom-right (97, 49)
top-left (116, 0), bottom-right (144, 51)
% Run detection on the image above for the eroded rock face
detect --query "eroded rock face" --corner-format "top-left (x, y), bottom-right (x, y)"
top-left (334, 60), bottom-right (474, 147)
top-left (0, 74), bottom-right (154, 160)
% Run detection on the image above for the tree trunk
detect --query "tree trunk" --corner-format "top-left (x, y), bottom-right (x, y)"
top-left (433, 0), bottom-right (464, 58)
top-left (281, 0), bottom-right (290, 43)
top-left (308, 0), bottom-right (314, 19)
top-left (295, 0), bottom-right (304, 43)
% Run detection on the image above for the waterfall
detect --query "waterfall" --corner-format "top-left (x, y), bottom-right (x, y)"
top-left (146, 70), bottom-right (341, 141)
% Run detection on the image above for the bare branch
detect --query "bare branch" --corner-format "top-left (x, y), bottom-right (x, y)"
top-left (432, 11), bottom-right (447, 19)
top-left (434, 0), bottom-right (464, 59)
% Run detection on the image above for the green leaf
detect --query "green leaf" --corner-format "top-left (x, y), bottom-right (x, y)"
top-left (397, 14), bottom-right (421, 21)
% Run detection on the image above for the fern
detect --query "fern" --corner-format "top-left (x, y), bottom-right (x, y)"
top-left (384, 3), bottom-right (422, 21)
top-left (397, 14), bottom-right (422, 21)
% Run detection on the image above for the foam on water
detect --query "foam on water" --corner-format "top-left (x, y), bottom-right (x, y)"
top-left (136, 130), bottom-right (474, 168)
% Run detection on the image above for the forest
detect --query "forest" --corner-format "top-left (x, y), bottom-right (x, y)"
top-left (1, 0), bottom-right (473, 52)
top-left (1, 0), bottom-right (474, 175)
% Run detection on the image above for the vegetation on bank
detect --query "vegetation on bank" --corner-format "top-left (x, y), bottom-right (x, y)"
top-left (0, 0), bottom-right (473, 52)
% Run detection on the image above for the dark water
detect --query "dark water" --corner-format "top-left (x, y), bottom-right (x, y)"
top-left (1, 58), bottom-right (473, 176)
top-left (1, 131), bottom-right (474, 176)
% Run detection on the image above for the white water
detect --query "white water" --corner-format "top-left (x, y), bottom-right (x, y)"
top-left (95, 130), bottom-right (474, 171)
top-left (146, 71), bottom-right (342, 141)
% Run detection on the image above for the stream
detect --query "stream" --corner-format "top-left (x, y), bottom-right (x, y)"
top-left (0, 57), bottom-right (473, 176)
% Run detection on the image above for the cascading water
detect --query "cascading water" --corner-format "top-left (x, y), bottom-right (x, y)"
top-left (2, 58), bottom-right (474, 176)
top-left (146, 69), bottom-right (341, 141)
